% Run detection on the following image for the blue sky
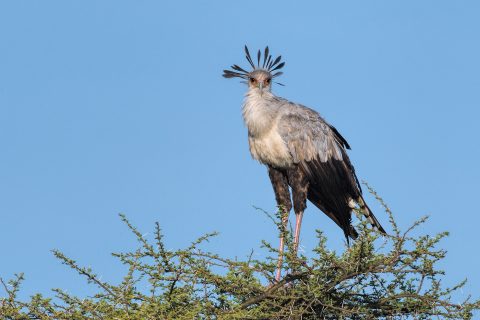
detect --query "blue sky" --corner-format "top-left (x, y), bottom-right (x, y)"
top-left (1, 1), bottom-right (479, 301)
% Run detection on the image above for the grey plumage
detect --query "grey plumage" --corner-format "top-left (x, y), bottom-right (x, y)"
top-left (224, 46), bottom-right (385, 249)
top-left (277, 105), bottom-right (345, 163)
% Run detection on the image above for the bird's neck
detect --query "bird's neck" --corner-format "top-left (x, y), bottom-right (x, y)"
top-left (242, 89), bottom-right (279, 137)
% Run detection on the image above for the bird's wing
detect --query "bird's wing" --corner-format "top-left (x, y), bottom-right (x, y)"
top-left (277, 105), bottom-right (363, 238)
top-left (277, 104), bottom-right (350, 164)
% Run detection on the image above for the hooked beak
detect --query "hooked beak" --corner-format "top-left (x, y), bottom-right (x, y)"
top-left (258, 82), bottom-right (263, 92)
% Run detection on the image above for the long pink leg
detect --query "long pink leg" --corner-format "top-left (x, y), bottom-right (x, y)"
top-left (293, 211), bottom-right (304, 253)
top-left (275, 212), bottom-right (289, 281)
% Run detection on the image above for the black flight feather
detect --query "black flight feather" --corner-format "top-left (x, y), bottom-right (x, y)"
top-left (302, 157), bottom-right (361, 240)
top-left (329, 125), bottom-right (351, 150)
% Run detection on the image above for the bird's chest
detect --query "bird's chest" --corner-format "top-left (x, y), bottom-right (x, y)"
top-left (243, 94), bottom-right (293, 168)
top-left (248, 129), bottom-right (292, 168)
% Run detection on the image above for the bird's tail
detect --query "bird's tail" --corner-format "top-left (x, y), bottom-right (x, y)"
top-left (357, 196), bottom-right (386, 234)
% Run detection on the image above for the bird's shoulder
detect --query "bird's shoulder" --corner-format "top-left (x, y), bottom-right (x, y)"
top-left (274, 99), bottom-right (352, 163)
top-left (276, 100), bottom-right (332, 139)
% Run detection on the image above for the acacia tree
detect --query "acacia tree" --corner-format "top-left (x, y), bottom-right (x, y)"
top-left (1, 188), bottom-right (479, 319)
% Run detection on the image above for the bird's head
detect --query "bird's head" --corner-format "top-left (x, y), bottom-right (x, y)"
top-left (223, 46), bottom-right (285, 94)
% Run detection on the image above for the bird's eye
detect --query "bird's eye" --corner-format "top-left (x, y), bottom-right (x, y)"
top-left (249, 78), bottom-right (256, 83)
top-left (265, 78), bottom-right (271, 84)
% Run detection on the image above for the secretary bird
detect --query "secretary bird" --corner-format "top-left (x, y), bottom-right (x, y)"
top-left (223, 46), bottom-right (386, 281)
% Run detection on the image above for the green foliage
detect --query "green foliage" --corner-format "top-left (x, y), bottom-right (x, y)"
top-left (1, 189), bottom-right (479, 319)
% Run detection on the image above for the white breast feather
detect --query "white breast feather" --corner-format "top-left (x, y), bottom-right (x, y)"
top-left (248, 123), bottom-right (292, 168)
top-left (243, 91), bottom-right (293, 168)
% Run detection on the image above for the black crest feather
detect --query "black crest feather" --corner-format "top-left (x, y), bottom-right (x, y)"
top-left (263, 46), bottom-right (269, 68)
top-left (232, 64), bottom-right (248, 73)
top-left (269, 56), bottom-right (282, 70)
top-left (244, 45), bottom-right (255, 69)
top-left (222, 45), bottom-right (286, 81)
top-left (272, 71), bottom-right (283, 78)
top-left (270, 62), bottom-right (285, 72)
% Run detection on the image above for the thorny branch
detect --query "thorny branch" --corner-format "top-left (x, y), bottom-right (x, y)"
top-left (1, 190), bottom-right (479, 319)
